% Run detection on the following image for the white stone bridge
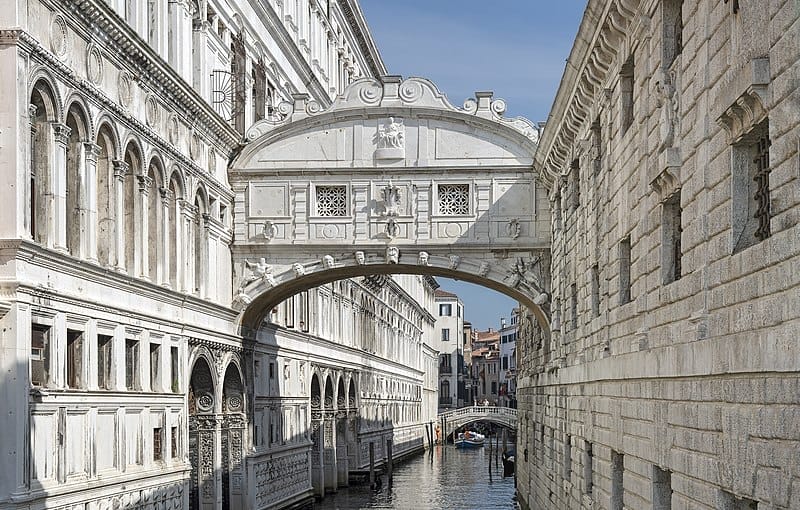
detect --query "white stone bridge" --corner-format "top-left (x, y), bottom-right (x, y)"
top-left (438, 406), bottom-right (518, 432)
top-left (228, 76), bottom-right (554, 338)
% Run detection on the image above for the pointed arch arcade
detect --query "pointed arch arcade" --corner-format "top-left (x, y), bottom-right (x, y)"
top-left (229, 76), bottom-right (553, 337)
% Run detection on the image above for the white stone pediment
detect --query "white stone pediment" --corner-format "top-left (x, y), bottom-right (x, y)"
top-left (238, 116), bottom-right (534, 171)
top-left (235, 76), bottom-right (540, 172)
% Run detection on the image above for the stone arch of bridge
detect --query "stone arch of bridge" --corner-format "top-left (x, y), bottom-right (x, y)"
top-left (229, 76), bottom-right (554, 337)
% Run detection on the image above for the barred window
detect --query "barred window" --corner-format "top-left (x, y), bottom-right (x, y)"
top-left (315, 185), bottom-right (348, 217)
top-left (437, 184), bottom-right (470, 215)
top-left (732, 119), bottom-right (770, 253)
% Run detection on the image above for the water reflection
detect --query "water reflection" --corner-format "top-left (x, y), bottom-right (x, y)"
top-left (315, 445), bottom-right (516, 510)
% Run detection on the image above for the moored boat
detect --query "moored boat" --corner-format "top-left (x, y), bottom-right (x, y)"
top-left (454, 430), bottom-right (486, 448)
top-left (502, 448), bottom-right (516, 477)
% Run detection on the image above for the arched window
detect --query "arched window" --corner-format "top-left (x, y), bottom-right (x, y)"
top-left (29, 80), bottom-right (59, 245)
top-left (95, 125), bottom-right (117, 267)
top-left (65, 103), bottom-right (90, 257)
top-left (193, 190), bottom-right (207, 296)
top-left (122, 143), bottom-right (141, 274)
top-left (146, 160), bottom-right (163, 282)
top-left (166, 172), bottom-right (183, 289)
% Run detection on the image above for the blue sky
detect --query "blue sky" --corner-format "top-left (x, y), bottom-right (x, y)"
top-left (360, 1), bottom-right (586, 330)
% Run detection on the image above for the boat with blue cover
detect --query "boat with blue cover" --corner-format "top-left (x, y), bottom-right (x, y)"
top-left (454, 430), bottom-right (486, 449)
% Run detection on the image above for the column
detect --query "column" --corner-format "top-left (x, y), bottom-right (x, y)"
top-left (24, 104), bottom-right (37, 238)
top-left (136, 175), bottom-right (153, 279)
top-left (336, 410), bottom-right (348, 486)
top-left (179, 200), bottom-right (196, 293)
top-left (51, 123), bottom-right (71, 251)
top-left (202, 214), bottom-right (214, 300)
top-left (323, 411), bottom-right (337, 492)
top-left (112, 161), bottom-right (128, 270)
top-left (310, 416), bottom-right (324, 496)
top-left (160, 186), bottom-right (170, 287)
top-left (174, 199), bottom-right (188, 292)
top-left (84, 143), bottom-right (100, 261)
top-left (192, 17), bottom-right (209, 96)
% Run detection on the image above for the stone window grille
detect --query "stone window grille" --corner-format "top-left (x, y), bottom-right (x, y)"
top-left (732, 119), bottom-right (771, 253)
top-left (662, 193), bottom-right (683, 284)
top-left (662, 0), bottom-right (683, 69)
top-left (611, 451), bottom-right (624, 510)
top-left (153, 427), bottom-right (163, 461)
top-left (619, 236), bottom-right (632, 305)
top-left (97, 334), bottom-right (113, 390)
top-left (620, 55), bottom-right (635, 135)
top-left (315, 185), bottom-right (348, 217)
top-left (591, 265), bottom-right (600, 317)
top-left (437, 183), bottom-right (470, 215)
top-left (66, 330), bottom-right (83, 389)
top-left (652, 465), bottom-right (673, 509)
top-left (31, 324), bottom-right (50, 387)
top-left (583, 441), bottom-right (594, 495)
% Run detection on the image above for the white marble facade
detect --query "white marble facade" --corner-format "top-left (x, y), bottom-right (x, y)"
top-left (0, 0), bottom-right (440, 509)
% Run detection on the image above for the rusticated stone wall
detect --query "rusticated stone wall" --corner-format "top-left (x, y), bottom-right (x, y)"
top-left (517, 0), bottom-right (800, 508)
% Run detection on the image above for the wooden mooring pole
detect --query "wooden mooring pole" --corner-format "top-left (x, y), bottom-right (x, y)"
top-left (369, 442), bottom-right (375, 488)
top-left (386, 439), bottom-right (393, 481)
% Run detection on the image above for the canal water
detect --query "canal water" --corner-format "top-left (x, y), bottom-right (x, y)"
top-left (314, 445), bottom-right (517, 510)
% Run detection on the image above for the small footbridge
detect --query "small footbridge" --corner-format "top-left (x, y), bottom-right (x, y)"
top-left (438, 406), bottom-right (517, 433)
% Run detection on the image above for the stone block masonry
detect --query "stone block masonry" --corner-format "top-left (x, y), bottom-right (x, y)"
top-left (518, 0), bottom-right (800, 508)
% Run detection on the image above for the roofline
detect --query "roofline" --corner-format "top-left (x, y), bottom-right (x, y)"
top-left (340, 0), bottom-right (388, 77)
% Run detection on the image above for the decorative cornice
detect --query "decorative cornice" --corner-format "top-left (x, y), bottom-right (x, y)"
top-left (14, 27), bottom-right (234, 203)
top-left (535, 0), bottom-right (644, 187)
top-left (58, 0), bottom-right (240, 148)
top-left (243, 77), bottom-right (540, 147)
top-left (337, 0), bottom-right (387, 78)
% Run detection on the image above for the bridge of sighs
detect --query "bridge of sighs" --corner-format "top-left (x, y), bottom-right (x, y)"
top-left (229, 76), bottom-right (554, 334)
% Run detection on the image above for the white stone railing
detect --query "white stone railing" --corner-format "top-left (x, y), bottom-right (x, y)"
top-left (437, 405), bottom-right (517, 430)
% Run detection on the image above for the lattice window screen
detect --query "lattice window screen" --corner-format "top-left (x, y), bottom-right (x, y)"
top-left (315, 185), bottom-right (347, 217)
top-left (437, 184), bottom-right (470, 215)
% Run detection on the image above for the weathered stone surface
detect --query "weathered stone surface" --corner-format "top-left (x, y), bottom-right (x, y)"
top-left (518, 0), bottom-right (800, 509)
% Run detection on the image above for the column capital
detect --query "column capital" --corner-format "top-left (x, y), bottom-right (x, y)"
top-left (28, 103), bottom-right (38, 122)
top-left (83, 142), bottom-right (101, 163)
top-left (137, 174), bottom-right (154, 193)
top-left (112, 160), bottom-right (129, 180)
top-left (160, 186), bottom-right (172, 205)
top-left (51, 122), bottom-right (71, 146)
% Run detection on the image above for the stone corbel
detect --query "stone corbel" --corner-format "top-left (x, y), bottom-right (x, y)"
top-left (650, 148), bottom-right (681, 202)
top-left (714, 57), bottom-right (770, 143)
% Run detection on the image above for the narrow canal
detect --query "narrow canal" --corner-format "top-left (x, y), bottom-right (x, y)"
top-left (314, 444), bottom-right (517, 510)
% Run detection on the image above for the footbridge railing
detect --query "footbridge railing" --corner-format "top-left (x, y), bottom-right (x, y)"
top-left (437, 406), bottom-right (517, 432)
